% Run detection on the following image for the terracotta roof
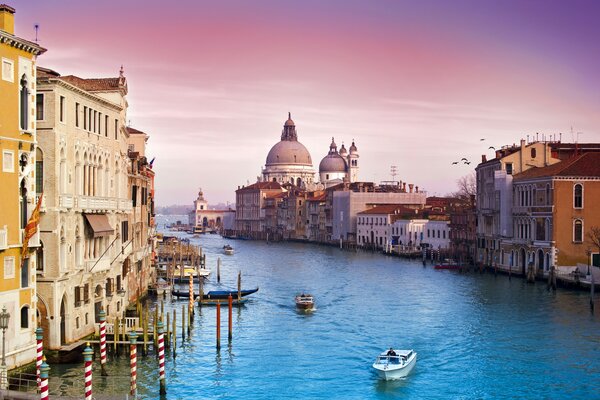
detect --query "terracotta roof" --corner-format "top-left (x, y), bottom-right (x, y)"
top-left (127, 127), bottom-right (146, 135)
top-left (307, 193), bottom-right (326, 202)
top-left (59, 75), bottom-right (126, 93)
top-left (514, 153), bottom-right (600, 180)
top-left (37, 66), bottom-right (60, 78)
top-left (236, 181), bottom-right (283, 191)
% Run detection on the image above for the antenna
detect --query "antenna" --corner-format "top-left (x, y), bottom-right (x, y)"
top-left (34, 24), bottom-right (40, 43)
top-left (390, 165), bottom-right (397, 182)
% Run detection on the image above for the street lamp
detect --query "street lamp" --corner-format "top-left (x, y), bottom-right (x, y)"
top-left (0, 306), bottom-right (10, 390)
top-left (117, 288), bottom-right (126, 298)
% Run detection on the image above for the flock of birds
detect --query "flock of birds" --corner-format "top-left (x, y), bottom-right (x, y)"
top-left (451, 138), bottom-right (496, 165)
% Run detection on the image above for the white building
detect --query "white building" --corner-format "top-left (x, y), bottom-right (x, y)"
top-left (318, 138), bottom-right (359, 188)
top-left (391, 219), bottom-right (450, 250)
top-left (35, 67), bottom-right (133, 349)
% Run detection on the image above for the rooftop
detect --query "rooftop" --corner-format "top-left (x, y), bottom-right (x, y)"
top-left (514, 152), bottom-right (600, 180)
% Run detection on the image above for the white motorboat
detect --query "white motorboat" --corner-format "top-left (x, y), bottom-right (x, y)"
top-left (295, 293), bottom-right (314, 310)
top-left (223, 244), bottom-right (234, 255)
top-left (372, 349), bottom-right (417, 380)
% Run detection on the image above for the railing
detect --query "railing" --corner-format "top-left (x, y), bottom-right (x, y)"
top-left (7, 371), bottom-right (38, 393)
top-left (74, 196), bottom-right (132, 212)
top-left (60, 194), bottom-right (74, 208)
top-left (0, 225), bottom-right (7, 250)
top-left (97, 317), bottom-right (140, 335)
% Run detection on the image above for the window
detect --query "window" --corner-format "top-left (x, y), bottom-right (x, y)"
top-left (114, 119), bottom-right (118, 139)
top-left (574, 220), bottom-right (583, 242)
top-left (104, 115), bottom-right (109, 137)
top-left (128, 144), bottom-right (135, 153)
top-left (21, 258), bottom-right (29, 288)
top-left (59, 96), bottom-right (65, 122)
top-left (2, 58), bottom-right (14, 82)
top-left (132, 185), bottom-right (138, 207)
top-left (3, 256), bottom-right (15, 279)
top-left (531, 148), bottom-right (537, 158)
top-left (84, 283), bottom-right (90, 303)
top-left (75, 103), bottom-right (80, 127)
top-left (2, 150), bottom-right (14, 172)
top-left (36, 242), bottom-right (44, 272)
top-left (574, 184), bottom-right (583, 208)
top-left (74, 286), bottom-right (81, 306)
top-left (36, 148), bottom-right (43, 193)
top-left (93, 110), bottom-right (97, 132)
top-left (83, 106), bottom-right (87, 130)
top-left (20, 306), bottom-right (29, 329)
top-left (121, 221), bottom-right (129, 243)
top-left (36, 93), bottom-right (44, 120)
top-left (505, 163), bottom-right (513, 175)
top-left (20, 74), bottom-right (29, 130)
top-left (98, 113), bottom-right (102, 133)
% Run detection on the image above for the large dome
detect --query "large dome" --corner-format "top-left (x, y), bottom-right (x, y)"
top-left (266, 140), bottom-right (313, 166)
top-left (319, 153), bottom-right (347, 173)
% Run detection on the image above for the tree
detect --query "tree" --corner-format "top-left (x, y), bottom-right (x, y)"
top-left (449, 172), bottom-right (476, 204)
top-left (588, 226), bottom-right (600, 267)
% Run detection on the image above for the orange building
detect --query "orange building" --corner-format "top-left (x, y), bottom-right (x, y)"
top-left (511, 153), bottom-right (600, 276)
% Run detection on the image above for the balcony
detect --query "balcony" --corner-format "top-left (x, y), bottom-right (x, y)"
top-left (86, 257), bottom-right (111, 273)
top-left (35, 193), bottom-right (46, 212)
top-left (74, 196), bottom-right (133, 212)
top-left (0, 225), bottom-right (7, 250)
top-left (59, 195), bottom-right (74, 208)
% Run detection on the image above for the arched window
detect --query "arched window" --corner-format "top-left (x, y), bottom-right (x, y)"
top-left (36, 148), bottom-right (44, 194)
top-left (574, 184), bottom-right (583, 208)
top-left (531, 148), bottom-right (537, 158)
top-left (574, 219), bottom-right (583, 242)
top-left (20, 74), bottom-right (29, 130)
top-left (21, 306), bottom-right (29, 328)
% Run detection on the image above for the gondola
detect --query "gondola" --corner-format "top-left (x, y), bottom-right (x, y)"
top-left (171, 287), bottom-right (259, 300)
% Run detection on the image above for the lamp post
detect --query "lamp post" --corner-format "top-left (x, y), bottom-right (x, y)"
top-left (0, 306), bottom-right (10, 390)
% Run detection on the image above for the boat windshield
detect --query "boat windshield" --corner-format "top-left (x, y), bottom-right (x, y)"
top-left (378, 355), bottom-right (402, 364)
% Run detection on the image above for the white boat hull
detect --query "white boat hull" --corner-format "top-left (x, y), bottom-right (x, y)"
top-left (373, 352), bottom-right (417, 380)
top-left (224, 249), bottom-right (234, 255)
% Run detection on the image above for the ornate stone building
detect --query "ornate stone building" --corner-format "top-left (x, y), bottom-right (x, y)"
top-left (318, 137), bottom-right (359, 188)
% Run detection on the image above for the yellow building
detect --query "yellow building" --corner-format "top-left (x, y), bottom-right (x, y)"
top-left (0, 3), bottom-right (45, 375)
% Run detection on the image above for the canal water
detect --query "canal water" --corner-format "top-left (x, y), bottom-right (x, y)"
top-left (49, 218), bottom-right (600, 399)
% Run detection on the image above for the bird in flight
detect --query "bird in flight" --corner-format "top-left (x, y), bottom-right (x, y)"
top-left (489, 146), bottom-right (495, 150)
top-left (461, 158), bottom-right (468, 161)
top-left (452, 161), bottom-right (459, 165)
top-left (480, 138), bottom-right (485, 141)
top-left (464, 161), bottom-right (471, 165)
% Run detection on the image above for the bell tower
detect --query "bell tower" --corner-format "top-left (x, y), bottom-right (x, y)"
top-left (348, 140), bottom-right (359, 182)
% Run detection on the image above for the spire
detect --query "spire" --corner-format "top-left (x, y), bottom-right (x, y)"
top-left (281, 112), bottom-right (297, 141)
top-left (119, 65), bottom-right (124, 78)
top-left (329, 137), bottom-right (337, 153)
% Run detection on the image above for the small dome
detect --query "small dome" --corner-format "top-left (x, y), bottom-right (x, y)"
top-left (329, 137), bottom-right (337, 152)
top-left (266, 140), bottom-right (312, 166)
top-left (319, 153), bottom-right (347, 173)
top-left (339, 143), bottom-right (347, 157)
top-left (349, 140), bottom-right (358, 154)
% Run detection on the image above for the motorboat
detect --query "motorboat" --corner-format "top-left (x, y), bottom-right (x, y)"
top-left (223, 244), bottom-right (234, 255)
top-left (372, 349), bottom-right (417, 380)
top-left (172, 265), bottom-right (211, 283)
top-left (434, 259), bottom-right (463, 270)
top-left (295, 293), bottom-right (314, 310)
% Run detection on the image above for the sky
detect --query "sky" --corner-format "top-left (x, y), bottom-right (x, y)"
top-left (11, 0), bottom-right (600, 205)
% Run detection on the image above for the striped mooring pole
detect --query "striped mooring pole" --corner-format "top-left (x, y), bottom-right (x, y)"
top-left (99, 310), bottom-right (108, 376)
top-left (129, 331), bottom-right (138, 398)
top-left (36, 327), bottom-right (43, 391)
top-left (39, 357), bottom-right (49, 400)
top-left (83, 343), bottom-right (93, 400)
top-left (188, 272), bottom-right (194, 319)
top-left (157, 320), bottom-right (167, 395)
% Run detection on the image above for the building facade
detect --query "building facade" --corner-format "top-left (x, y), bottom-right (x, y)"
top-left (188, 188), bottom-right (235, 231)
top-left (0, 4), bottom-right (45, 372)
top-left (35, 67), bottom-right (133, 349)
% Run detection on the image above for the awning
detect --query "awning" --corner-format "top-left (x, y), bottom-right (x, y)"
top-left (84, 214), bottom-right (114, 237)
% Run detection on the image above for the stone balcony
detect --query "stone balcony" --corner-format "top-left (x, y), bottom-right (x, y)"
top-left (58, 195), bottom-right (133, 213)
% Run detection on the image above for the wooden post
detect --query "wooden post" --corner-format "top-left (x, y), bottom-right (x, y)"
top-left (217, 257), bottom-right (221, 283)
top-left (36, 327), bottom-right (44, 390)
top-left (237, 271), bottom-right (242, 302)
top-left (143, 313), bottom-right (148, 357)
top-left (166, 312), bottom-right (171, 349)
top-left (199, 278), bottom-right (204, 307)
top-left (39, 358), bottom-right (49, 400)
top-left (154, 307), bottom-right (159, 348)
top-left (161, 300), bottom-right (164, 320)
top-left (172, 309), bottom-right (177, 359)
top-left (216, 301), bottom-right (221, 350)
top-left (591, 270), bottom-right (595, 312)
top-left (128, 331), bottom-right (138, 398)
top-left (114, 317), bottom-right (120, 356)
top-left (98, 311), bottom-right (108, 376)
top-left (228, 294), bottom-right (233, 342)
top-left (181, 304), bottom-right (186, 340)
top-left (83, 344), bottom-right (94, 400)
top-left (157, 321), bottom-right (167, 395)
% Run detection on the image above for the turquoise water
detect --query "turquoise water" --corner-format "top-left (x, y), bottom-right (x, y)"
top-left (50, 225), bottom-right (600, 399)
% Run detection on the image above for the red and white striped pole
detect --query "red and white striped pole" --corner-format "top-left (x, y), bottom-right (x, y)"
top-left (188, 272), bottom-right (194, 319)
top-left (83, 343), bottom-right (93, 400)
top-left (99, 310), bottom-right (108, 376)
top-left (157, 320), bottom-right (167, 395)
top-left (128, 331), bottom-right (138, 398)
top-left (35, 327), bottom-right (43, 391)
top-left (39, 357), bottom-right (49, 400)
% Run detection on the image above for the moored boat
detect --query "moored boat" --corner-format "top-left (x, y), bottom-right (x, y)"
top-left (295, 293), bottom-right (314, 310)
top-left (171, 287), bottom-right (259, 300)
top-left (434, 259), bottom-right (463, 270)
top-left (372, 349), bottom-right (417, 380)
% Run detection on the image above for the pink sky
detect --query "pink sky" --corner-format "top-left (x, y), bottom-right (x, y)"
top-left (12, 0), bottom-right (600, 205)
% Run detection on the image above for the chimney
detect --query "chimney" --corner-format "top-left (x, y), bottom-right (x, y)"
top-left (415, 186), bottom-right (419, 193)
top-left (402, 182), bottom-right (406, 192)
top-left (0, 4), bottom-right (15, 34)
top-left (482, 154), bottom-right (487, 163)
top-left (409, 184), bottom-right (414, 193)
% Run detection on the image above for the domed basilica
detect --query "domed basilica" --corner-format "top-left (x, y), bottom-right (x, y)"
top-left (262, 113), bottom-right (359, 188)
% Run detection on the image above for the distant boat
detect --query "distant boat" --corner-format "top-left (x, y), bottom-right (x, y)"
top-left (372, 349), bottom-right (417, 380)
top-left (223, 244), bottom-right (234, 255)
top-left (295, 293), bottom-right (314, 310)
top-left (171, 287), bottom-right (259, 300)
top-left (434, 259), bottom-right (463, 270)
